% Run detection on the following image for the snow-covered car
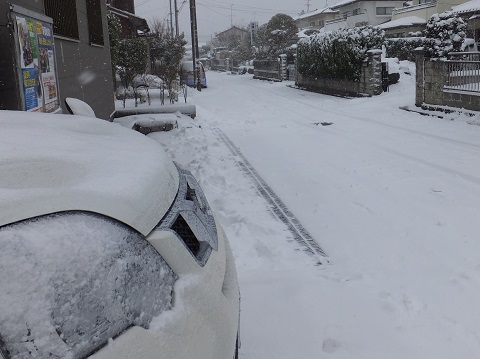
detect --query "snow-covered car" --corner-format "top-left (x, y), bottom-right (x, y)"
top-left (0, 111), bottom-right (240, 359)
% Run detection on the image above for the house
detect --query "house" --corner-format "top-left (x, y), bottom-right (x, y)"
top-left (215, 26), bottom-right (248, 48)
top-left (376, 0), bottom-right (474, 40)
top-left (0, 0), bottom-right (115, 119)
top-left (323, 0), bottom-right (406, 31)
top-left (106, 0), bottom-right (150, 38)
top-left (390, 0), bottom-right (471, 26)
top-left (294, 8), bottom-right (338, 30)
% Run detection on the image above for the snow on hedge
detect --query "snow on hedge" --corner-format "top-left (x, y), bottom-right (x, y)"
top-left (297, 26), bottom-right (385, 81)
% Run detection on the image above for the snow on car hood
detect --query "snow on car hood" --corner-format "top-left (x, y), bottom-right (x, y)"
top-left (0, 110), bottom-right (179, 235)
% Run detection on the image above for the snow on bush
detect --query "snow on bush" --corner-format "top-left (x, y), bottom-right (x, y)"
top-left (385, 37), bottom-right (429, 61)
top-left (424, 12), bottom-right (466, 58)
top-left (297, 26), bottom-right (385, 81)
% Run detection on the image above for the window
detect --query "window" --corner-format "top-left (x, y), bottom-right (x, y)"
top-left (44, 0), bottom-right (79, 39)
top-left (86, 0), bottom-right (104, 45)
top-left (318, 20), bottom-right (325, 27)
top-left (353, 8), bottom-right (361, 15)
top-left (376, 7), bottom-right (395, 15)
top-left (310, 21), bottom-right (316, 26)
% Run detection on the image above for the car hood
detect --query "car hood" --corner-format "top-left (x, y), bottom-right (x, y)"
top-left (0, 111), bottom-right (179, 235)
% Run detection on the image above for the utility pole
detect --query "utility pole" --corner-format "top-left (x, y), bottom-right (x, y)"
top-left (189, 0), bottom-right (201, 91)
top-left (306, 0), bottom-right (311, 12)
top-left (169, 0), bottom-right (174, 36)
top-left (230, 4), bottom-right (233, 27)
top-left (174, 0), bottom-right (179, 36)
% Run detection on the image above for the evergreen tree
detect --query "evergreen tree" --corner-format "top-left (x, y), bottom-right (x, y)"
top-left (263, 14), bottom-right (298, 58)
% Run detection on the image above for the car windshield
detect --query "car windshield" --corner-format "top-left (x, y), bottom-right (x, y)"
top-left (0, 212), bottom-right (177, 359)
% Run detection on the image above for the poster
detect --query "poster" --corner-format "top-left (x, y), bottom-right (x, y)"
top-left (16, 15), bottom-right (59, 112)
top-left (22, 68), bottom-right (39, 111)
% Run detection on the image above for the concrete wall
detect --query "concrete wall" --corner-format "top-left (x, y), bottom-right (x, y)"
top-left (253, 60), bottom-right (281, 81)
top-left (415, 52), bottom-right (480, 112)
top-left (0, 0), bottom-right (114, 119)
top-left (55, 0), bottom-right (114, 119)
top-left (296, 50), bottom-right (384, 97)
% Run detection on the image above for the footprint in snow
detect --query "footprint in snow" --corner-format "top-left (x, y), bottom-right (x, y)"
top-left (322, 338), bottom-right (341, 353)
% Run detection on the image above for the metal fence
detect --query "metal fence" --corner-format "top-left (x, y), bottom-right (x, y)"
top-left (444, 52), bottom-right (480, 93)
top-left (253, 60), bottom-right (281, 81)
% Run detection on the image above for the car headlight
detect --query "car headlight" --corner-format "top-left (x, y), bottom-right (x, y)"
top-left (0, 212), bottom-right (177, 359)
top-left (156, 164), bottom-right (218, 266)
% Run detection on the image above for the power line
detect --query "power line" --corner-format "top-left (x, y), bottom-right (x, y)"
top-left (200, 0), bottom-right (296, 13)
top-left (197, 2), bottom-right (230, 17)
top-left (136, 0), bottom-right (154, 7)
top-left (197, 1), bottom-right (297, 16)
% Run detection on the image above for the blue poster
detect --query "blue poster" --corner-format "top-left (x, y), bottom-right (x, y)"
top-left (22, 68), bottom-right (39, 111)
top-left (16, 15), bottom-right (59, 112)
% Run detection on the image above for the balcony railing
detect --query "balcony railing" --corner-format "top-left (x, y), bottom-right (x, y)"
top-left (392, 1), bottom-right (436, 16)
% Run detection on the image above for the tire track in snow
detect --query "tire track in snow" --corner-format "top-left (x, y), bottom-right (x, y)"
top-left (213, 127), bottom-right (330, 265)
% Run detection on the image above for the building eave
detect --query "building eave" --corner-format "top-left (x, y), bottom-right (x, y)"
top-left (107, 4), bottom-right (150, 33)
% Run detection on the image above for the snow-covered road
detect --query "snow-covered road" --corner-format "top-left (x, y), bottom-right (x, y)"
top-left (151, 68), bottom-right (480, 359)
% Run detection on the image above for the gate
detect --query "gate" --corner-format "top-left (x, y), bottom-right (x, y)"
top-left (381, 62), bottom-right (389, 92)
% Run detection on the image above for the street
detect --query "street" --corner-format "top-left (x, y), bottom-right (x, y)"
top-left (152, 69), bottom-right (480, 359)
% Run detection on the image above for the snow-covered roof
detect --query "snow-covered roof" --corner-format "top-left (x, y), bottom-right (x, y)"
top-left (0, 111), bottom-right (179, 235)
top-left (295, 7), bottom-right (337, 20)
top-left (377, 16), bottom-right (426, 29)
top-left (216, 26), bottom-right (248, 37)
top-left (331, 0), bottom-right (400, 9)
top-left (451, 0), bottom-right (480, 13)
top-left (331, 0), bottom-right (362, 9)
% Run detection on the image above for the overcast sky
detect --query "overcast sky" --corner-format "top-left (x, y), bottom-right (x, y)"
top-left (133, 0), bottom-right (329, 44)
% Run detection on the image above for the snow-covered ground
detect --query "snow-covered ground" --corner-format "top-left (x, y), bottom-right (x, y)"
top-left (136, 66), bottom-right (480, 358)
